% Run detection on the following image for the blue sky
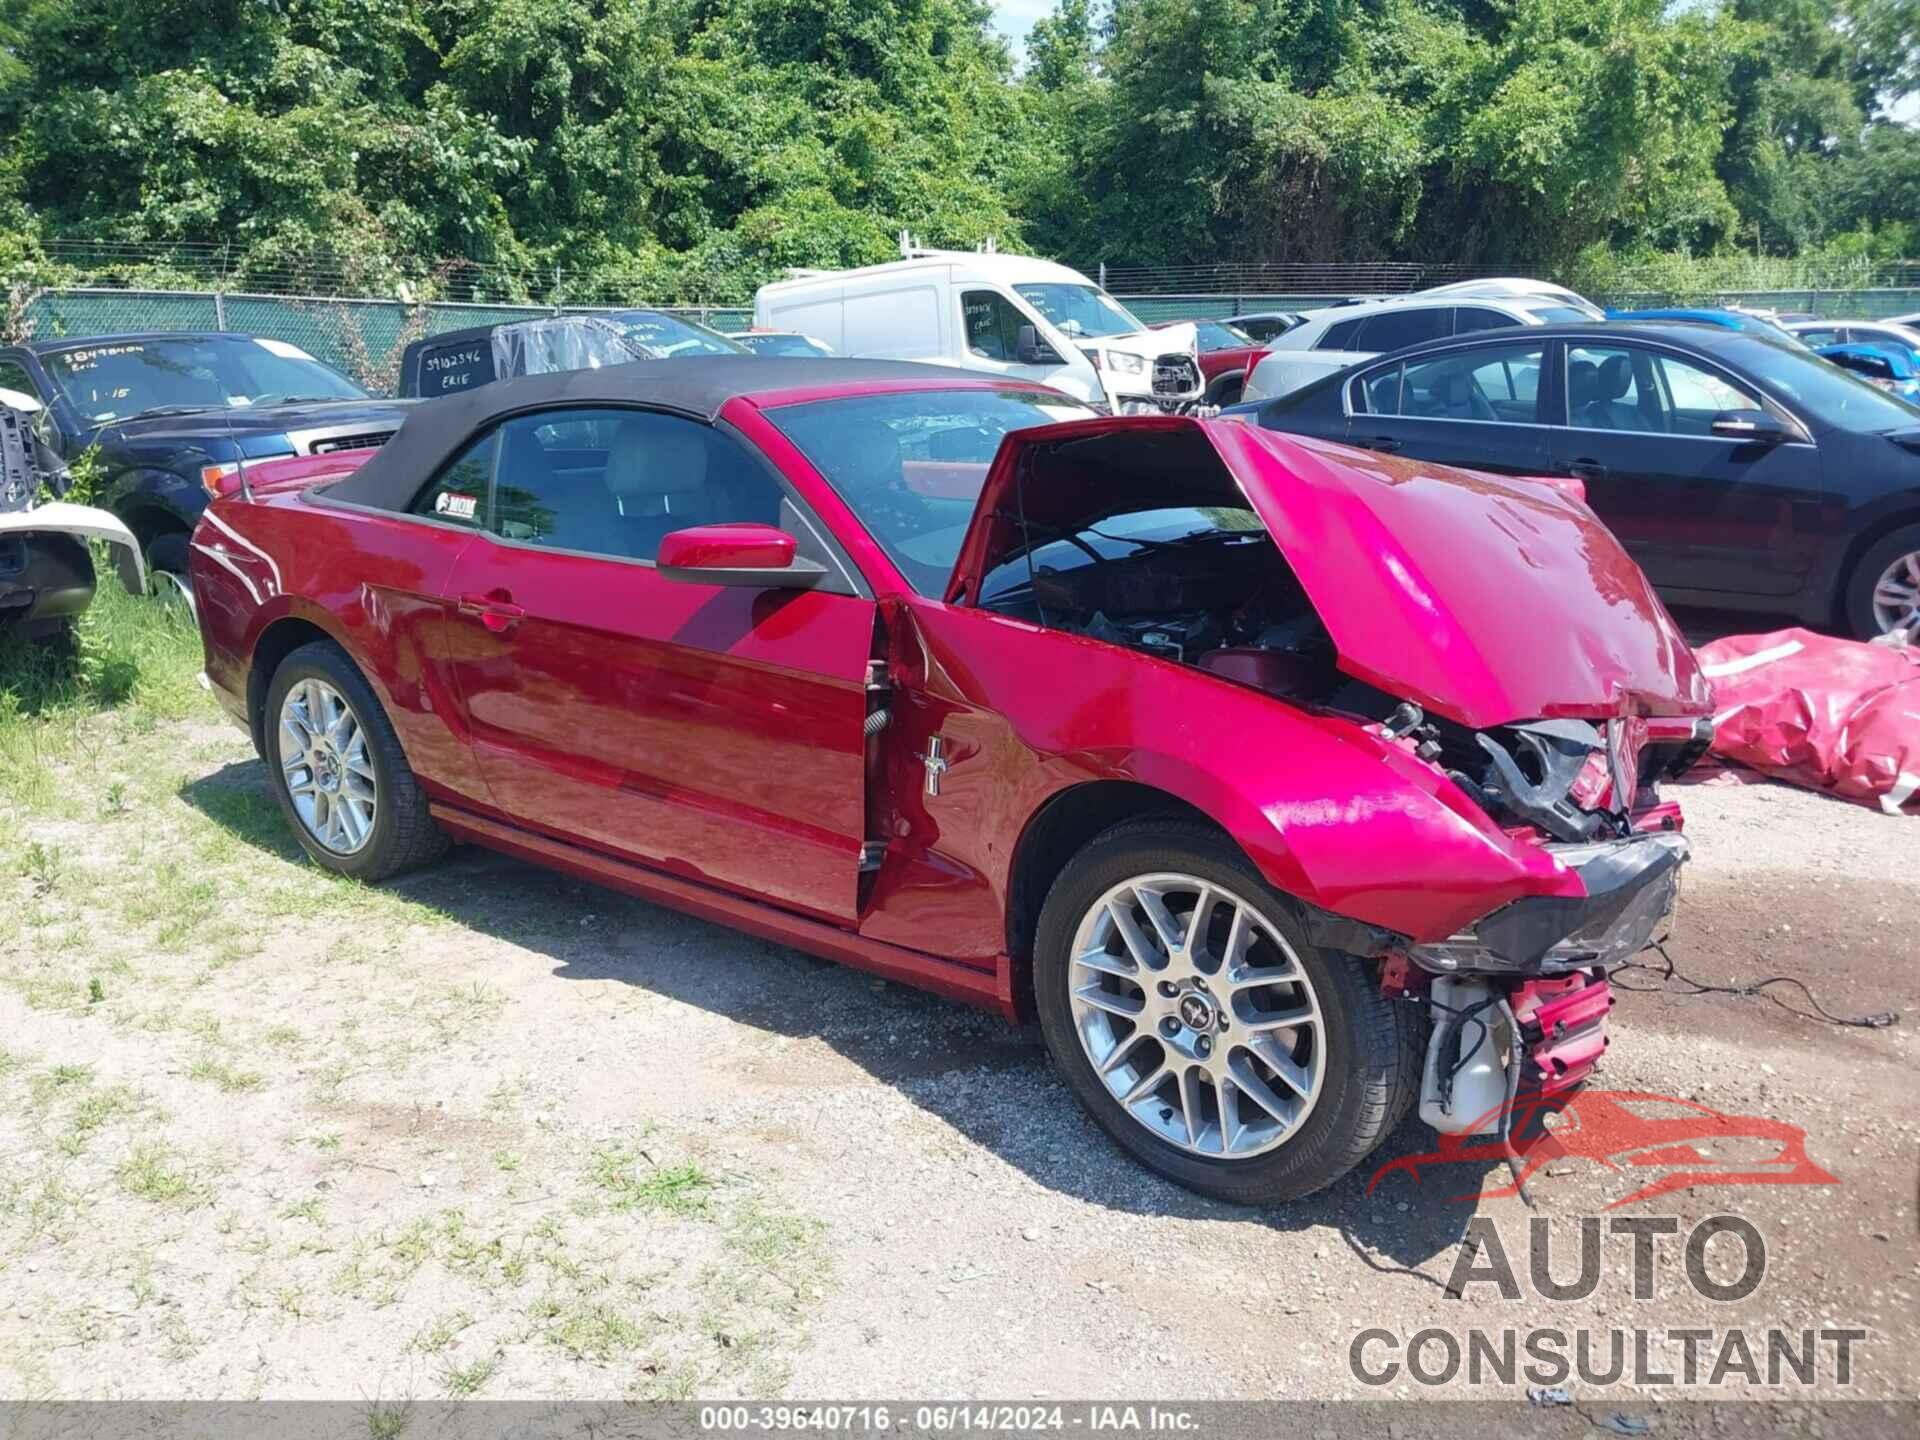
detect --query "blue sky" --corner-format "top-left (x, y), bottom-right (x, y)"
top-left (988, 0), bottom-right (1051, 57)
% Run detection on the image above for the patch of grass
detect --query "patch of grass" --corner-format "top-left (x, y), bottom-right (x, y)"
top-left (530, 1294), bottom-right (651, 1361)
top-left (0, 581), bottom-right (204, 811)
top-left (365, 1399), bottom-right (413, 1440)
top-left (116, 1143), bottom-right (210, 1208)
top-left (188, 1055), bottom-right (264, 1093)
top-left (441, 1354), bottom-right (498, 1398)
top-left (587, 1148), bottom-right (713, 1217)
top-left (490, 1150), bottom-right (522, 1173)
top-left (407, 1309), bottom-right (474, 1356)
top-left (281, 1197), bottom-right (326, 1225)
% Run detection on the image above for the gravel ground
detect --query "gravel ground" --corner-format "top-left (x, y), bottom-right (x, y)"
top-left (1, 702), bottom-right (1915, 1413)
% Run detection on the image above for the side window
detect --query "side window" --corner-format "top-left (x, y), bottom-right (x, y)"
top-left (961, 290), bottom-right (1026, 362)
top-left (1351, 365), bottom-right (1402, 415)
top-left (1797, 327), bottom-right (1841, 347)
top-left (0, 357), bottom-right (42, 407)
top-left (1454, 307), bottom-right (1519, 334)
top-left (486, 407), bottom-right (785, 561)
top-left (1319, 317), bottom-right (1365, 350)
top-left (1400, 343), bottom-right (1545, 421)
top-left (410, 430), bottom-right (496, 528)
top-left (1566, 345), bottom-right (1655, 432)
top-left (1355, 306), bottom-right (1452, 353)
top-left (415, 340), bottom-right (494, 397)
top-left (1655, 354), bottom-right (1761, 420)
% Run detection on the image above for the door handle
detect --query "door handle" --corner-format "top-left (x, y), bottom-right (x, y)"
top-left (1367, 435), bottom-right (1402, 454)
top-left (457, 592), bottom-right (526, 633)
top-left (1567, 459), bottom-right (1608, 480)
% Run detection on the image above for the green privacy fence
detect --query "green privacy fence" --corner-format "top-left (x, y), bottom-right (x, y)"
top-left (19, 284), bottom-right (1920, 394)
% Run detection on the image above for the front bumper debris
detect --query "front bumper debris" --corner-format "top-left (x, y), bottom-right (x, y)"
top-left (1410, 831), bottom-right (1688, 975)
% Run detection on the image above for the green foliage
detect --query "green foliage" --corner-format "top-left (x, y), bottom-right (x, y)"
top-left (0, 0), bottom-right (1913, 285)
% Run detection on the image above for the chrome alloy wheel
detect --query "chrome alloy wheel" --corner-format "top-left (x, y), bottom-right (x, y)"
top-left (278, 678), bottom-right (377, 855)
top-left (1872, 548), bottom-right (1920, 635)
top-left (1068, 873), bottom-right (1325, 1159)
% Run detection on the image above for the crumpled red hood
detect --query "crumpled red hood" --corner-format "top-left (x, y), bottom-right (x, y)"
top-left (947, 415), bottom-right (1711, 730)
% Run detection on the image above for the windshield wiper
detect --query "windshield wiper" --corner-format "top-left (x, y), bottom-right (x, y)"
top-left (114, 404), bottom-right (220, 422)
top-left (247, 394), bottom-right (347, 407)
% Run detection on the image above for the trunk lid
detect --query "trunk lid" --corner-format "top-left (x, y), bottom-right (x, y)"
top-left (945, 415), bottom-right (1711, 730)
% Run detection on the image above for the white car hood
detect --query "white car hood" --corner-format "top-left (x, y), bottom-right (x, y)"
top-left (0, 502), bottom-right (147, 592)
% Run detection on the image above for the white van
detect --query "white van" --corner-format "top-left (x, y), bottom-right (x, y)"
top-left (753, 250), bottom-right (1202, 413)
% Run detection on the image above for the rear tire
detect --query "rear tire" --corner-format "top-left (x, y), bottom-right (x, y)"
top-left (1844, 523), bottom-right (1920, 639)
top-left (1032, 819), bottom-right (1421, 1205)
top-left (263, 641), bottom-right (449, 881)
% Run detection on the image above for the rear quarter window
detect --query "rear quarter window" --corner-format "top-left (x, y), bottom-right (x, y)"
top-left (414, 341), bottom-right (495, 397)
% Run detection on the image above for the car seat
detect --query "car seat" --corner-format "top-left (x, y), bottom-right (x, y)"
top-left (602, 419), bottom-right (718, 559)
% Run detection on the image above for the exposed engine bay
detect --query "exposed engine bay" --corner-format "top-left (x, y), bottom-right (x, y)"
top-left (978, 503), bottom-right (1708, 846)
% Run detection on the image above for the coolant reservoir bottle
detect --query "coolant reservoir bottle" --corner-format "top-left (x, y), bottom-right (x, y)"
top-left (1419, 976), bottom-right (1512, 1135)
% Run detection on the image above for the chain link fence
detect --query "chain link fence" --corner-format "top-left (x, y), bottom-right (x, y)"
top-left (13, 282), bottom-right (1920, 396)
top-left (13, 289), bottom-right (755, 395)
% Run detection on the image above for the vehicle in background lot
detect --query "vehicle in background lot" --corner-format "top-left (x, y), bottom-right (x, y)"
top-left (1607, 307), bottom-right (1811, 349)
top-left (1, 399), bottom-right (145, 637)
top-left (1819, 343), bottom-right (1920, 403)
top-left (0, 332), bottom-right (409, 611)
top-left (190, 357), bottom-right (1709, 1205)
top-left (397, 310), bottom-right (745, 398)
top-left (1416, 277), bottom-right (1605, 318)
top-left (1241, 292), bottom-right (1601, 402)
top-left (1151, 318), bottom-right (1268, 405)
top-left (1230, 320), bottom-right (1920, 639)
top-left (734, 330), bottom-right (835, 358)
top-left (1786, 318), bottom-right (1920, 364)
top-left (753, 251), bottom-right (1203, 413)
top-left (1228, 312), bottom-right (1307, 344)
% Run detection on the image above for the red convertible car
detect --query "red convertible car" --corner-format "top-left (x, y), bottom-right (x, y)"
top-left (191, 357), bottom-right (1713, 1204)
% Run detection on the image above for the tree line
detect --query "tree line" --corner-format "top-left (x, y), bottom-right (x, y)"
top-left (0, 0), bottom-right (1914, 302)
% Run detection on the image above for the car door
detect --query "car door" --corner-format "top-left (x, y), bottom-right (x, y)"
top-left (1342, 339), bottom-right (1551, 475)
top-left (433, 404), bottom-right (878, 925)
top-left (1548, 342), bottom-right (1823, 596)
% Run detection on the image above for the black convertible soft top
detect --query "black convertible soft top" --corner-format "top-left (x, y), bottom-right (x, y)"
top-left (321, 356), bottom-right (993, 511)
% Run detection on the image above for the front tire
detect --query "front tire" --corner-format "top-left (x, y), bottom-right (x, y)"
top-left (1845, 523), bottom-right (1920, 639)
top-left (1033, 819), bottom-right (1421, 1205)
top-left (146, 532), bottom-right (196, 620)
top-left (263, 641), bottom-right (448, 881)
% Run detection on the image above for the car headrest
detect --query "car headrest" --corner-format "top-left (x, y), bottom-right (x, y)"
top-left (1568, 359), bottom-right (1600, 408)
top-left (605, 419), bottom-right (708, 499)
top-left (500, 423), bottom-right (553, 485)
top-left (1599, 354), bottom-right (1634, 401)
top-left (830, 420), bottom-right (904, 491)
top-left (1437, 370), bottom-right (1473, 405)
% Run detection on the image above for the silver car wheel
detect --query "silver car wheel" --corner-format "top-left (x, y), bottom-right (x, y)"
top-left (278, 678), bottom-right (378, 855)
top-left (1871, 548), bottom-right (1920, 635)
top-left (1068, 872), bottom-right (1325, 1160)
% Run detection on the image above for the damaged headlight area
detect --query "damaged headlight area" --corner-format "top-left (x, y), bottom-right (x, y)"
top-left (1412, 831), bottom-right (1689, 976)
top-left (1445, 716), bottom-right (1712, 844)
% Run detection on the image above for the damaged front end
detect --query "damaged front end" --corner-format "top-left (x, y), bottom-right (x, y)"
top-left (1, 402), bottom-right (145, 633)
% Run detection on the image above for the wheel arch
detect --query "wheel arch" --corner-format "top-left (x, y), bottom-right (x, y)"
top-left (247, 614), bottom-right (345, 756)
top-left (1203, 370), bottom-right (1247, 404)
top-left (1830, 503), bottom-right (1920, 624)
top-left (1004, 780), bottom-right (1240, 1021)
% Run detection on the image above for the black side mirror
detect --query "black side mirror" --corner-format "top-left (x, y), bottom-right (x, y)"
top-left (1015, 325), bottom-right (1059, 366)
top-left (1710, 408), bottom-right (1787, 444)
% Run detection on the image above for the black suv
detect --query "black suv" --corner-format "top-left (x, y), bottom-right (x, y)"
top-left (0, 333), bottom-right (412, 605)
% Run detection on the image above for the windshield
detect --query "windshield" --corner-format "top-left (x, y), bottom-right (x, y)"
top-left (604, 309), bottom-right (746, 357)
top-left (1756, 344), bottom-right (1920, 430)
top-left (1013, 284), bottom-right (1144, 340)
top-left (42, 337), bottom-right (365, 424)
top-left (738, 333), bottom-right (833, 357)
top-left (1193, 320), bottom-right (1254, 351)
top-left (765, 388), bottom-right (1097, 593)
